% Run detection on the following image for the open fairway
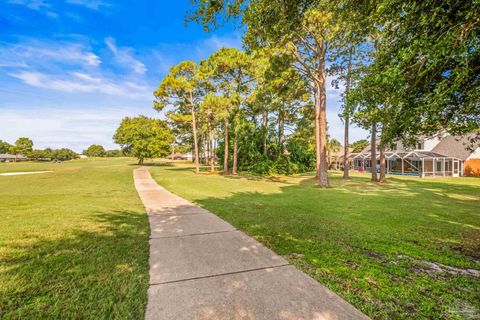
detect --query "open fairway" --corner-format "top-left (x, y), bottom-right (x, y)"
top-left (2, 158), bottom-right (479, 319)
top-left (149, 163), bottom-right (480, 319)
top-left (0, 158), bottom-right (149, 319)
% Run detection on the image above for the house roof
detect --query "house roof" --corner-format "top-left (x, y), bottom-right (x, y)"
top-left (351, 150), bottom-right (462, 160)
top-left (432, 134), bottom-right (480, 160)
top-left (0, 153), bottom-right (26, 159)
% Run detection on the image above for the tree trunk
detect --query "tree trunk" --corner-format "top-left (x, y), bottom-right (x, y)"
top-left (138, 157), bottom-right (144, 165)
top-left (314, 81), bottom-right (321, 179)
top-left (370, 122), bottom-right (378, 182)
top-left (318, 47), bottom-right (329, 187)
top-left (379, 143), bottom-right (386, 183)
top-left (213, 127), bottom-right (217, 162)
top-left (262, 110), bottom-right (268, 156)
top-left (223, 118), bottom-right (229, 174)
top-left (190, 104), bottom-right (200, 174)
top-left (278, 109), bottom-right (285, 153)
top-left (209, 121), bottom-right (214, 173)
top-left (232, 114), bottom-right (238, 175)
top-left (343, 47), bottom-right (353, 179)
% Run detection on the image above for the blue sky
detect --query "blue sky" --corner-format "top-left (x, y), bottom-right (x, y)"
top-left (0, 0), bottom-right (366, 152)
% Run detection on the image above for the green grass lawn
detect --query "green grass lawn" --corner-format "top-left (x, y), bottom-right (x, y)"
top-left (2, 158), bottom-right (479, 319)
top-left (0, 158), bottom-right (149, 319)
top-left (149, 163), bottom-right (480, 319)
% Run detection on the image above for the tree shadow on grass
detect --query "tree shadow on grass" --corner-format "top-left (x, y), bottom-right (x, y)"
top-left (0, 210), bottom-right (150, 319)
top-left (192, 177), bottom-right (480, 319)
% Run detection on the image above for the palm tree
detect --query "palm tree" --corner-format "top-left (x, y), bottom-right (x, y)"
top-left (327, 138), bottom-right (342, 170)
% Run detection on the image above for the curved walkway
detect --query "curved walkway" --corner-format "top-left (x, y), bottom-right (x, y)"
top-left (134, 168), bottom-right (369, 320)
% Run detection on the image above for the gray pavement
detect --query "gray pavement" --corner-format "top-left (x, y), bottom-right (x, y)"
top-left (134, 168), bottom-right (369, 320)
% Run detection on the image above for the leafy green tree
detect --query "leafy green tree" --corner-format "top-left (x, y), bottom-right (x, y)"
top-left (327, 138), bottom-right (341, 168)
top-left (0, 140), bottom-right (12, 154)
top-left (203, 48), bottom-right (254, 175)
top-left (189, 0), bottom-right (357, 187)
top-left (370, 0), bottom-right (480, 139)
top-left (350, 139), bottom-right (368, 153)
top-left (15, 137), bottom-right (33, 156)
top-left (249, 52), bottom-right (310, 155)
top-left (113, 116), bottom-right (173, 165)
top-left (51, 148), bottom-right (79, 161)
top-left (28, 150), bottom-right (47, 161)
top-left (83, 144), bottom-right (106, 157)
top-left (200, 93), bottom-right (230, 172)
top-left (328, 3), bottom-right (374, 179)
top-left (105, 150), bottom-right (123, 157)
top-left (351, 96), bottom-right (381, 182)
top-left (154, 61), bottom-right (203, 173)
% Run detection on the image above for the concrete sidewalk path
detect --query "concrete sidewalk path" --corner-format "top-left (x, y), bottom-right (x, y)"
top-left (134, 168), bottom-right (369, 320)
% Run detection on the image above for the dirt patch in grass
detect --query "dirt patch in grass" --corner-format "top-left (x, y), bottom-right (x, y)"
top-left (397, 254), bottom-right (480, 278)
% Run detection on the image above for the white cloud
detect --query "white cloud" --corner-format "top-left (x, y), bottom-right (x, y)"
top-left (105, 37), bottom-right (147, 74)
top-left (66, 0), bottom-right (111, 10)
top-left (8, 0), bottom-right (58, 17)
top-left (0, 40), bottom-right (101, 69)
top-left (9, 71), bottom-right (150, 99)
top-left (9, 0), bottom-right (50, 10)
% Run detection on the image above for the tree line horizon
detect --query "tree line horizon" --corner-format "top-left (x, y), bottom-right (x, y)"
top-left (4, 0), bottom-right (478, 182)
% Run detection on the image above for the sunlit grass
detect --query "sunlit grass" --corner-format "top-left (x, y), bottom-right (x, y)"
top-left (0, 158), bottom-right (149, 319)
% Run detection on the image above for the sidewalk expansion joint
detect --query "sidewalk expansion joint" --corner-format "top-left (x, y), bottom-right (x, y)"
top-left (147, 212), bottom-right (207, 217)
top-left (149, 229), bottom-right (236, 239)
top-left (149, 263), bottom-right (291, 286)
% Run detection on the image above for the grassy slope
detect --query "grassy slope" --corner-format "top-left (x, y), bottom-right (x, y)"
top-left (150, 164), bottom-right (480, 319)
top-left (0, 158), bottom-right (149, 319)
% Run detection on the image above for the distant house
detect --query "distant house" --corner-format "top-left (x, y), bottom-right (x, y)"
top-left (431, 135), bottom-right (480, 177)
top-left (348, 133), bottom-right (480, 177)
top-left (181, 153), bottom-right (194, 161)
top-left (79, 155), bottom-right (88, 159)
top-left (171, 153), bottom-right (194, 161)
top-left (0, 154), bottom-right (27, 162)
top-left (171, 153), bottom-right (185, 160)
top-left (329, 146), bottom-right (351, 170)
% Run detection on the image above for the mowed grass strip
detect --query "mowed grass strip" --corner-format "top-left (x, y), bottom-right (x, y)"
top-left (0, 158), bottom-right (149, 319)
top-left (150, 163), bottom-right (480, 319)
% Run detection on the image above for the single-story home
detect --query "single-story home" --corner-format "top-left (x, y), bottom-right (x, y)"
top-left (0, 154), bottom-right (27, 162)
top-left (348, 133), bottom-right (480, 178)
top-left (171, 153), bottom-right (194, 161)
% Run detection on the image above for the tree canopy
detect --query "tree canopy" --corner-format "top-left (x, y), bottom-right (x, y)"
top-left (83, 144), bottom-right (106, 157)
top-left (0, 140), bottom-right (12, 154)
top-left (113, 116), bottom-right (173, 165)
top-left (187, 0), bottom-right (480, 184)
top-left (14, 137), bottom-right (33, 156)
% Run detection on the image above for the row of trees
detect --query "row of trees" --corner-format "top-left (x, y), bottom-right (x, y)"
top-left (154, 49), bottom-right (320, 176)
top-left (82, 144), bottom-right (124, 158)
top-left (1, 139), bottom-right (127, 161)
top-left (1, 137), bottom-right (79, 161)
top-left (29, 148), bottom-right (79, 161)
top-left (162, 0), bottom-right (478, 187)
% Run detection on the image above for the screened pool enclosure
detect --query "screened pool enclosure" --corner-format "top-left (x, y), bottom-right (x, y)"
top-left (351, 151), bottom-right (463, 177)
